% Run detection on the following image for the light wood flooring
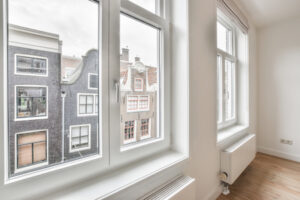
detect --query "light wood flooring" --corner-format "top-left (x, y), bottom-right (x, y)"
top-left (217, 153), bottom-right (300, 200)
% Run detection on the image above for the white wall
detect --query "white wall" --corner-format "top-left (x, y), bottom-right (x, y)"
top-left (258, 17), bottom-right (300, 162)
top-left (186, 0), bottom-right (257, 199)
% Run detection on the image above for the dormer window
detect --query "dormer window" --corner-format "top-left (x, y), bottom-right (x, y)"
top-left (135, 78), bottom-right (143, 91)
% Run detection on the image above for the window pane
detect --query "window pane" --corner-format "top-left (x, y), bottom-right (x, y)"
top-left (129, 0), bottom-right (158, 14)
top-left (217, 22), bottom-right (232, 54)
top-left (89, 74), bottom-right (98, 89)
top-left (120, 14), bottom-right (159, 146)
top-left (8, 0), bottom-right (100, 177)
top-left (225, 60), bottom-right (235, 121)
top-left (217, 56), bottom-right (222, 123)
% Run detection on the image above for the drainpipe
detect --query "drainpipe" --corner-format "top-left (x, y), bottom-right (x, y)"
top-left (61, 91), bottom-right (66, 162)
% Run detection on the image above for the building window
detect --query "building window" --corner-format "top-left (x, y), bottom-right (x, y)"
top-left (15, 54), bottom-right (48, 76)
top-left (16, 130), bottom-right (47, 170)
top-left (78, 94), bottom-right (98, 116)
top-left (138, 95), bottom-right (149, 111)
top-left (134, 78), bottom-right (143, 91)
top-left (70, 125), bottom-right (91, 152)
top-left (16, 86), bottom-right (47, 120)
top-left (127, 95), bottom-right (139, 111)
top-left (124, 121), bottom-right (136, 143)
top-left (141, 119), bottom-right (150, 139)
top-left (88, 73), bottom-right (98, 90)
top-left (217, 17), bottom-right (237, 129)
top-left (127, 95), bottom-right (149, 112)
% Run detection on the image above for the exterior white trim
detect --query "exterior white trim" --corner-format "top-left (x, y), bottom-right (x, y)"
top-left (14, 53), bottom-right (48, 77)
top-left (69, 124), bottom-right (91, 153)
top-left (88, 73), bottom-right (98, 90)
top-left (123, 120), bottom-right (137, 145)
top-left (77, 93), bottom-right (98, 117)
top-left (14, 85), bottom-right (48, 121)
top-left (134, 78), bottom-right (143, 91)
top-left (14, 129), bottom-right (49, 174)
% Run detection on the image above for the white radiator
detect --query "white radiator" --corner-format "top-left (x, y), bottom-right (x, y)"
top-left (140, 176), bottom-right (195, 200)
top-left (220, 134), bottom-right (256, 184)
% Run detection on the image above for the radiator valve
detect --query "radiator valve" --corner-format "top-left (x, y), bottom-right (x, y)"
top-left (219, 172), bottom-right (228, 182)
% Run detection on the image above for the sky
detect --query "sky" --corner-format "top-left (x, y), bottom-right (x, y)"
top-left (9, 0), bottom-right (158, 67)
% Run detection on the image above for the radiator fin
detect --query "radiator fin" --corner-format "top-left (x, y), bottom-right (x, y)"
top-left (142, 176), bottom-right (194, 200)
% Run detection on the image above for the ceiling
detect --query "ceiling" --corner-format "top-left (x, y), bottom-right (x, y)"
top-left (236, 0), bottom-right (300, 27)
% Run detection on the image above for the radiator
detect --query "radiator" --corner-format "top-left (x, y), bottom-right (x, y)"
top-left (220, 134), bottom-right (256, 184)
top-left (140, 176), bottom-right (195, 200)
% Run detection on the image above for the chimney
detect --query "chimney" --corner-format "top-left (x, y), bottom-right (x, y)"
top-left (121, 48), bottom-right (129, 61)
top-left (135, 56), bottom-right (140, 62)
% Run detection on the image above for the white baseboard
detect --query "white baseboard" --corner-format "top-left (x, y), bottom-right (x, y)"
top-left (204, 184), bottom-right (222, 200)
top-left (258, 146), bottom-right (300, 163)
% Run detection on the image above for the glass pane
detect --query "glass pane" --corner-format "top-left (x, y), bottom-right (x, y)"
top-left (217, 56), bottom-right (222, 123)
top-left (89, 74), bottom-right (98, 89)
top-left (217, 22), bottom-right (232, 54)
top-left (120, 14), bottom-right (159, 146)
top-left (225, 60), bottom-right (235, 121)
top-left (129, 0), bottom-right (158, 14)
top-left (8, 0), bottom-right (100, 177)
top-left (16, 87), bottom-right (47, 119)
top-left (72, 127), bottom-right (80, 137)
top-left (81, 126), bottom-right (89, 136)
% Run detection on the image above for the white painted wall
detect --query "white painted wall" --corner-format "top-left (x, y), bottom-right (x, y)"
top-left (258, 17), bottom-right (300, 162)
top-left (186, 0), bottom-right (257, 199)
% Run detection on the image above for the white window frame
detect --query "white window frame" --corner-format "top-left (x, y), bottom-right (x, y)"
top-left (140, 118), bottom-right (151, 140)
top-left (88, 73), bottom-right (98, 90)
top-left (69, 124), bottom-right (91, 153)
top-left (14, 129), bottom-right (49, 174)
top-left (217, 15), bottom-right (238, 130)
top-left (77, 93), bottom-right (98, 117)
top-left (134, 78), bottom-right (143, 91)
top-left (14, 54), bottom-right (48, 77)
top-left (123, 120), bottom-right (137, 144)
top-left (14, 85), bottom-right (48, 121)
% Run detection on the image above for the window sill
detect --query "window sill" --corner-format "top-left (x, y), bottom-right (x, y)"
top-left (41, 150), bottom-right (188, 200)
top-left (217, 124), bottom-right (249, 146)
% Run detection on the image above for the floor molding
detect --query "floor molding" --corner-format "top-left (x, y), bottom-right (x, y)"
top-left (258, 146), bottom-right (300, 163)
top-left (204, 184), bottom-right (222, 200)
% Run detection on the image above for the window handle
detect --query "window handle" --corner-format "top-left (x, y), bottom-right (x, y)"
top-left (114, 81), bottom-right (120, 103)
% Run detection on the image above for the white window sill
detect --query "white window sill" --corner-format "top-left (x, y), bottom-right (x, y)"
top-left (41, 150), bottom-right (188, 200)
top-left (217, 124), bottom-right (249, 146)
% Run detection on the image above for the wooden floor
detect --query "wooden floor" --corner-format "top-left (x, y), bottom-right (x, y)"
top-left (217, 153), bottom-right (300, 200)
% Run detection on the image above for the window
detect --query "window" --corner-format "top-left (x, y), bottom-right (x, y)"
top-left (16, 86), bottom-right (47, 120)
top-left (141, 119), bottom-right (150, 139)
top-left (127, 95), bottom-right (139, 111)
top-left (78, 94), bottom-right (98, 116)
top-left (88, 73), bottom-right (98, 90)
top-left (126, 95), bottom-right (149, 112)
top-left (120, 13), bottom-right (160, 147)
top-left (124, 121), bottom-right (136, 144)
top-left (15, 54), bottom-right (48, 76)
top-left (70, 125), bottom-right (91, 152)
top-left (217, 16), bottom-right (237, 129)
top-left (4, 0), bottom-right (173, 189)
top-left (7, 0), bottom-right (100, 178)
top-left (16, 130), bottom-right (47, 170)
top-left (138, 95), bottom-right (149, 111)
top-left (135, 78), bottom-right (143, 91)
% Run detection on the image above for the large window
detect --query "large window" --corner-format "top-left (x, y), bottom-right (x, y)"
top-left (5, 0), bottom-right (172, 189)
top-left (16, 86), bottom-right (47, 120)
top-left (16, 130), bottom-right (47, 170)
top-left (120, 13), bottom-right (160, 147)
top-left (217, 18), bottom-right (237, 128)
top-left (7, 0), bottom-right (100, 178)
top-left (15, 54), bottom-right (48, 76)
